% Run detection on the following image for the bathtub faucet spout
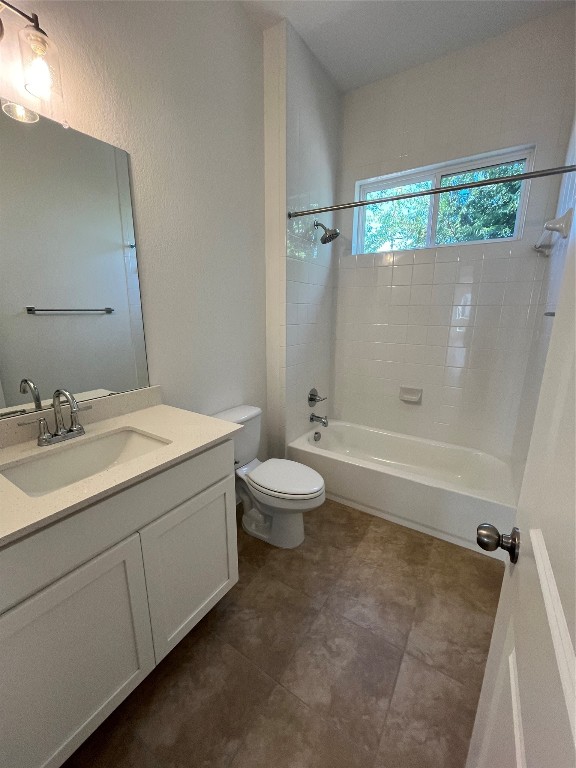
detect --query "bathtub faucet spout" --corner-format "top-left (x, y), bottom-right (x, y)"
top-left (310, 413), bottom-right (328, 428)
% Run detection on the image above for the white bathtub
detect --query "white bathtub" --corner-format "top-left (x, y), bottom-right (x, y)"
top-left (288, 421), bottom-right (517, 557)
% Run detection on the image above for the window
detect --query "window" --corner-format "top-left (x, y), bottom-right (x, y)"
top-left (354, 147), bottom-right (533, 254)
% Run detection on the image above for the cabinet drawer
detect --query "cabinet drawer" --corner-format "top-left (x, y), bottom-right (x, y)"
top-left (0, 440), bottom-right (234, 614)
top-left (0, 534), bottom-right (155, 768)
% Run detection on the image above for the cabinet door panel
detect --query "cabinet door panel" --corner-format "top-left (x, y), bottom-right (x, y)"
top-left (141, 476), bottom-right (238, 662)
top-left (0, 534), bottom-right (155, 768)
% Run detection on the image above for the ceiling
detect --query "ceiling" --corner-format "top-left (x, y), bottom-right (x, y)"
top-left (243, 0), bottom-right (572, 91)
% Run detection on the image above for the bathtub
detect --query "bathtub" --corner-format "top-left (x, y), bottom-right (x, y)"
top-left (288, 421), bottom-right (517, 557)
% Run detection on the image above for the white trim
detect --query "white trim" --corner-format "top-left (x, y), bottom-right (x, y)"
top-left (353, 145), bottom-right (535, 254)
top-left (530, 528), bottom-right (576, 743)
top-left (508, 648), bottom-right (527, 768)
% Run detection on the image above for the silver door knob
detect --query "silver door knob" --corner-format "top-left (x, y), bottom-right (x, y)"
top-left (477, 523), bottom-right (520, 563)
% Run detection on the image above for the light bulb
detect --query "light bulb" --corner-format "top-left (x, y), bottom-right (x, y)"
top-left (25, 54), bottom-right (52, 100)
top-left (1, 99), bottom-right (39, 123)
top-left (18, 26), bottom-right (62, 103)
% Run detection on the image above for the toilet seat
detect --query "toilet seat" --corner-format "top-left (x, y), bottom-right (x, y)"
top-left (246, 458), bottom-right (325, 500)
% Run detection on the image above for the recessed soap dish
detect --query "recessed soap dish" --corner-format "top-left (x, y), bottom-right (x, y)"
top-left (400, 386), bottom-right (422, 404)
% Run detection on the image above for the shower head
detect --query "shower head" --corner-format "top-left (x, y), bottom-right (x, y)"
top-left (314, 219), bottom-right (340, 244)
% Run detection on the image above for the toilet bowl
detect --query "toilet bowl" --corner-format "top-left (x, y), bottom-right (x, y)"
top-left (213, 406), bottom-right (325, 548)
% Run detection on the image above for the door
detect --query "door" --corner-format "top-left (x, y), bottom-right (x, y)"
top-left (0, 534), bottom-right (155, 768)
top-left (466, 234), bottom-right (575, 767)
top-left (140, 476), bottom-right (238, 663)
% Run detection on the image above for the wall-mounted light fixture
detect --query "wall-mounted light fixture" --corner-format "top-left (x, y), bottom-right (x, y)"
top-left (0, 1), bottom-right (62, 122)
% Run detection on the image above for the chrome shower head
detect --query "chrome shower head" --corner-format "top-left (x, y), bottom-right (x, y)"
top-left (314, 219), bottom-right (340, 244)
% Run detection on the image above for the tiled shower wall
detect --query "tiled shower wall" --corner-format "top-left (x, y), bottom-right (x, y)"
top-left (333, 241), bottom-right (546, 459)
top-left (284, 26), bottom-right (341, 445)
top-left (332, 8), bottom-right (574, 463)
top-left (512, 124), bottom-right (576, 479)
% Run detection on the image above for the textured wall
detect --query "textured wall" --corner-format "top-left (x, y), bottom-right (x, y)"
top-left (24, 1), bottom-right (266, 417)
top-left (332, 8), bottom-right (575, 461)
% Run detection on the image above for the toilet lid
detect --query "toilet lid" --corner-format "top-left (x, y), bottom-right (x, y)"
top-left (246, 459), bottom-right (324, 498)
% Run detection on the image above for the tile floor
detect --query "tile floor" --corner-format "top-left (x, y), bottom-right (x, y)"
top-left (62, 500), bottom-right (504, 768)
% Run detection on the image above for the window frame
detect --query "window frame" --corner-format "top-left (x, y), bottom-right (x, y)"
top-left (352, 145), bottom-right (535, 255)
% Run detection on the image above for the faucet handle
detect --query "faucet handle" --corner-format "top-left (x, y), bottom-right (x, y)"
top-left (308, 388), bottom-right (328, 407)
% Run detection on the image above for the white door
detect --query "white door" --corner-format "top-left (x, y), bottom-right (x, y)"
top-left (466, 231), bottom-right (575, 767)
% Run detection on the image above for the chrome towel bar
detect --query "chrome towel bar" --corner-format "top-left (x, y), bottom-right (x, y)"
top-left (26, 306), bottom-right (114, 315)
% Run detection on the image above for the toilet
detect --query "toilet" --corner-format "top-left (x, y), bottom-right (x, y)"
top-left (213, 405), bottom-right (325, 548)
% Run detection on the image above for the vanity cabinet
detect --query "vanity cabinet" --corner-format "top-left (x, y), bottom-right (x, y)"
top-left (0, 440), bottom-right (238, 768)
top-left (0, 535), bottom-right (155, 768)
top-left (141, 476), bottom-right (237, 661)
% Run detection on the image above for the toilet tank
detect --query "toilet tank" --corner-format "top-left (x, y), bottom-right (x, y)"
top-left (212, 405), bottom-right (261, 467)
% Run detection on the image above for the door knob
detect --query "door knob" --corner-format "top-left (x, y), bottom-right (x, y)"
top-left (477, 523), bottom-right (520, 563)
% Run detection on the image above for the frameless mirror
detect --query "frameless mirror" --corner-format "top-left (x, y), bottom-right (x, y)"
top-left (0, 109), bottom-right (148, 417)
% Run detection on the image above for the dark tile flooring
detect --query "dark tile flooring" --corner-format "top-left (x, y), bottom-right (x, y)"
top-left (63, 500), bottom-right (504, 768)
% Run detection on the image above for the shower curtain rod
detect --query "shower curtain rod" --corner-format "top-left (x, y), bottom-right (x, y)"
top-left (287, 164), bottom-right (576, 219)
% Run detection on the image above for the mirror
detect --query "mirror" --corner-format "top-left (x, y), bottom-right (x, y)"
top-left (0, 110), bottom-right (148, 416)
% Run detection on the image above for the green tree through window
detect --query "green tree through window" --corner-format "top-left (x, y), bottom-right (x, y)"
top-left (436, 161), bottom-right (524, 245)
top-left (356, 152), bottom-right (529, 253)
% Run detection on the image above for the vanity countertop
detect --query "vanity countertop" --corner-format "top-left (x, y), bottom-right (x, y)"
top-left (0, 405), bottom-right (241, 548)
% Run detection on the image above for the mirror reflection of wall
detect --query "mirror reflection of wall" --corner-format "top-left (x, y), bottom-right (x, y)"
top-left (0, 112), bottom-right (148, 413)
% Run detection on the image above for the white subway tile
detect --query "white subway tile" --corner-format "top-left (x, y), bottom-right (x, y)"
top-left (503, 282), bottom-right (534, 306)
top-left (392, 265), bottom-right (413, 285)
top-left (443, 387), bottom-right (463, 406)
top-left (410, 284), bottom-right (433, 305)
top-left (457, 261), bottom-right (482, 284)
top-left (390, 285), bottom-right (411, 305)
top-left (429, 306), bottom-right (452, 325)
top-left (435, 246), bottom-right (460, 263)
top-left (475, 305), bottom-right (502, 327)
top-left (434, 261), bottom-right (458, 284)
top-left (508, 258), bottom-right (535, 282)
top-left (431, 284), bottom-right (455, 305)
top-left (448, 326), bottom-right (473, 348)
top-left (412, 263), bottom-right (435, 284)
top-left (478, 283), bottom-right (505, 305)
top-left (356, 253), bottom-right (375, 268)
top-left (450, 305), bottom-right (476, 326)
top-left (426, 326), bottom-right (450, 346)
top-left (407, 325), bottom-right (428, 345)
top-left (388, 306), bottom-right (410, 324)
top-left (445, 347), bottom-right (469, 368)
top-left (481, 259), bottom-right (510, 283)
top-left (376, 266), bottom-right (393, 286)
top-left (453, 284), bottom-right (479, 306)
top-left (408, 306), bottom-right (431, 325)
top-left (393, 251), bottom-right (414, 266)
top-left (413, 249), bottom-right (436, 265)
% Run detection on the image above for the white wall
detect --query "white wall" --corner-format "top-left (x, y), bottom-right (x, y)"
top-left (21, 1), bottom-right (266, 417)
top-left (333, 8), bottom-right (575, 460)
top-left (284, 25), bottom-right (342, 445)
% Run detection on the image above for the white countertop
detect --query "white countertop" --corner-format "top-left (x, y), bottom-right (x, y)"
top-left (0, 404), bottom-right (241, 548)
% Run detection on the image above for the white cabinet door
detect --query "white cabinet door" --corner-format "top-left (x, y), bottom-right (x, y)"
top-left (141, 476), bottom-right (238, 662)
top-left (0, 534), bottom-right (155, 768)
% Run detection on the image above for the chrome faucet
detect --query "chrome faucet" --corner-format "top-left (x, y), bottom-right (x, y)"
top-left (18, 388), bottom-right (90, 446)
top-left (310, 413), bottom-right (328, 428)
top-left (52, 389), bottom-right (84, 437)
top-left (20, 378), bottom-right (42, 411)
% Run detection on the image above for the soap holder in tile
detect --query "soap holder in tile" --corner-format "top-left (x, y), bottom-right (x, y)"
top-left (399, 386), bottom-right (422, 404)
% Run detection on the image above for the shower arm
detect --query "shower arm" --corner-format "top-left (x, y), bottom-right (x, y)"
top-left (287, 164), bottom-right (576, 219)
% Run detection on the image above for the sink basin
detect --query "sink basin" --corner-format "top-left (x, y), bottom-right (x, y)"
top-left (1, 428), bottom-right (171, 497)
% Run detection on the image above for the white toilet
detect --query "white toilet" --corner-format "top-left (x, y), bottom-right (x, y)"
top-left (213, 405), bottom-right (325, 548)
